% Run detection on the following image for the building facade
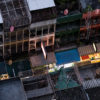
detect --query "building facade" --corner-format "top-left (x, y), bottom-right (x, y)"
top-left (0, 0), bottom-right (57, 58)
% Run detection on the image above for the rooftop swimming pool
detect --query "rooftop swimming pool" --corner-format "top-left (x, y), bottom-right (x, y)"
top-left (55, 48), bottom-right (80, 65)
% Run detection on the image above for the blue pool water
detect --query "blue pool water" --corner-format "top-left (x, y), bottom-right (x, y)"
top-left (55, 49), bottom-right (80, 65)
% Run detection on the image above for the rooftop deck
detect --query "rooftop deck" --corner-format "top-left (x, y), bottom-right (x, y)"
top-left (0, 78), bottom-right (27, 100)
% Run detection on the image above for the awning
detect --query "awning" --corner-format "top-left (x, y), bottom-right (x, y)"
top-left (30, 52), bottom-right (56, 67)
top-left (27, 0), bottom-right (55, 11)
top-left (78, 45), bottom-right (95, 56)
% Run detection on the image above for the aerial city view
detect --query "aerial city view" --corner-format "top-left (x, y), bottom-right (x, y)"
top-left (0, 0), bottom-right (100, 100)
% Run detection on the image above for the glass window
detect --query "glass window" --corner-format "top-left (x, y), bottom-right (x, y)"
top-left (17, 30), bottom-right (23, 40)
top-left (43, 26), bottom-right (48, 35)
top-left (24, 29), bottom-right (29, 39)
top-left (4, 32), bottom-right (10, 42)
top-left (49, 25), bottom-right (54, 33)
top-left (11, 44), bottom-right (16, 54)
top-left (17, 43), bottom-right (22, 53)
top-left (24, 42), bottom-right (28, 51)
top-left (11, 32), bottom-right (16, 42)
top-left (37, 28), bottom-right (42, 36)
top-left (36, 41), bottom-right (41, 48)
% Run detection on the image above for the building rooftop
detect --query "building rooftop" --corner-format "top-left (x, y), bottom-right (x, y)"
top-left (27, 0), bottom-right (55, 11)
top-left (0, 0), bottom-right (56, 31)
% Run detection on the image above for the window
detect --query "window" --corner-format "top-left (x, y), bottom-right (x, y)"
top-left (11, 32), bottom-right (16, 42)
top-left (37, 28), bottom-right (42, 36)
top-left (17, 30), bottom-right (23, 41)
top-left (49, 38), bottom-right (53, 44)
top-left (0, 35), bottom-right (3, 44)
top-left (17, 43), bottom-right (22, 53)
top-left (4, 32), bottom-right (10, 42)
top-left (11, 44), bottom-right (16, 54)
top-left (0, 24), bottom-right (3, 31)
top-left (0, 46), bottom-right (3, 57)
top-left (49, 25), bottom-right (54, 33)
top-left (36, 41), bottom-right (41, 48)
top-left (43, 26), bottom-right (48, 35)
top-left (4, 45), bottom-right (10, 56)
top-left (24, 29), bottom-right (29, 39)
top-left (24, 42), bottom-right (28, 51)
top-left (30, 29), bottom-right (36, 37)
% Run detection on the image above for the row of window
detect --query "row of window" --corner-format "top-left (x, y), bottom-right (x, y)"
top-left (2, 25), bottom-right (55, 42)
top-left (30, 25), bottom-right (54, 37)
top-left (1, 36), bottom-right (54, 56)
